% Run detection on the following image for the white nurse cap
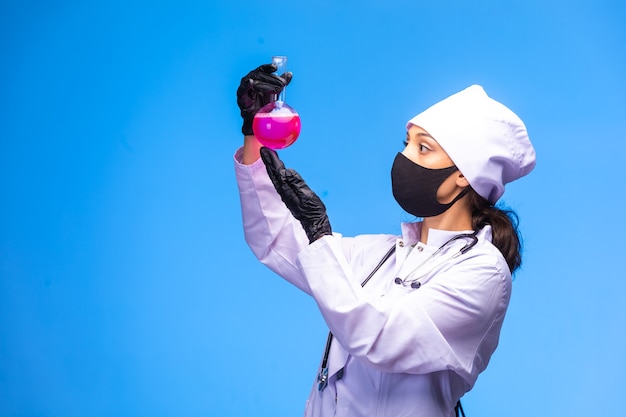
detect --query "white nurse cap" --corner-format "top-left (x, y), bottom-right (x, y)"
top-left (406, 85), bottom-right (536, 204)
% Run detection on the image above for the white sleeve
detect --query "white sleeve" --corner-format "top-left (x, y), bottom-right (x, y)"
top-left (297, 235), bottom-right (511, 386)
top-left (234, 148), bottom-right (313, 294)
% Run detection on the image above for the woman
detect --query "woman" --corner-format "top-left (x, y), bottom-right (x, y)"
top-left (234, 64), bottom-right (536, 417)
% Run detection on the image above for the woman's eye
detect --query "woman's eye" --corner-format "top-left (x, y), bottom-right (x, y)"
top-left (419, 144), bottom-right (429, 152)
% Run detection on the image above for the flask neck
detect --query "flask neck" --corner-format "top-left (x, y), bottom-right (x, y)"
top-left (272, 56), bottom-right (287, 103)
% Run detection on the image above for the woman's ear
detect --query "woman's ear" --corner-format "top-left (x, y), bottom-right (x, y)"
top-left (456, 173), bottom-right (470, 187)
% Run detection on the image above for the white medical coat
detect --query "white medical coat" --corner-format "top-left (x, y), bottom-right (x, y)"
top-left (234, 148), bottom-right (512, 417)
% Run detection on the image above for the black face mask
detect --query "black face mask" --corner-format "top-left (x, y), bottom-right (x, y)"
top-left (391, 152), bottom-right (468, 217)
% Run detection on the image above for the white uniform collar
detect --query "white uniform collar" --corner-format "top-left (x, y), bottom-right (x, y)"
top-left (400, 221), bottom-right (492, 248)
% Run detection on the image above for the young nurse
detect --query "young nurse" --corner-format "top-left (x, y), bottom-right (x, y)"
top-left (234, 64), bottom-right (536, 417)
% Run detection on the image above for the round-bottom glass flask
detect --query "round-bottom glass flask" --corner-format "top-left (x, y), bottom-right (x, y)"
top-left (252, 56), bottom-right (301, 149)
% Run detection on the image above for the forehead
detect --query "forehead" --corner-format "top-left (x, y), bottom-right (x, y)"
top-left (407, 125), bottom-right (438, 143)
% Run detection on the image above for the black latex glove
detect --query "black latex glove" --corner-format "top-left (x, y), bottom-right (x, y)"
top-left (260, 147), bottom-right (332, 244)
top-left (236, 64), bottom-right (292, 136)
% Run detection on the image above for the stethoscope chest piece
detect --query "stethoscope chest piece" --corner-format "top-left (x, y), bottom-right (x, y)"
top-left (394, 277), bottom-right (421, 289)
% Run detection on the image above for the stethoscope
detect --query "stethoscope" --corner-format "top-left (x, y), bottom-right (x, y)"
top-left (316, 230), bottom-right (479, 392)
top-left (394, 231), bottom-right (479, 289)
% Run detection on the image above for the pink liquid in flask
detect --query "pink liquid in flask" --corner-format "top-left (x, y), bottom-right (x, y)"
top-left (252, 106), bottom-right (301, 149)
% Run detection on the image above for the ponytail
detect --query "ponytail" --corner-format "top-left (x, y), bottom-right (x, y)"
top-left (467, 189), bottom-right (523, 274)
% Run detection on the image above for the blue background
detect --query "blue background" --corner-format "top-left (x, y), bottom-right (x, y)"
top-left (1, 1), bottom-right (625, 416)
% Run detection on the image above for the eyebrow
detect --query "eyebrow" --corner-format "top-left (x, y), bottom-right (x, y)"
top-left (407, 131), bottom-right (436, 142)
top-left (416, 132), bottom-right (435, 139)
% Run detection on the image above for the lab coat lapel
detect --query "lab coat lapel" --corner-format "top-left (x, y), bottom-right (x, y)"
top-left (327, 337), bottom-right (349, 378)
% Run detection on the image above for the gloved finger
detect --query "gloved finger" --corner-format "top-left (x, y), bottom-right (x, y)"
top-left (239, 64), bottom-right (273, 86)
top-left (250, 66), bottom-right (291, 89)
top-left (242, 63), bottom-right (277, 80)
top-left (280, 71), bottom-right (292, 87)
top-left (253, 71), bottom-right (285, 85)
top-left (251, 72), bottom-right (290, 94)
top-left (256, 63), bottom-right (292, 87)
top-left (260, 147), bottom-right (284, 170)
top-left (257, 63), bottom-right (278, 74)
top-left (260, 147), bottom-right (287, 188)
top-left (238, 64), bottom-right (278, 93)
top-left (260, 148), bottom-right (309, 216)
top-left (258, 63), bottom-right (292, 87)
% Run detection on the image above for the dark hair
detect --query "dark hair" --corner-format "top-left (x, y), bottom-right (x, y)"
top-left (467, 189), bottom-right (523, 274)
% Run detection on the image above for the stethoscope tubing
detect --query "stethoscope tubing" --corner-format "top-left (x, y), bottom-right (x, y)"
top-left (394, 231), bottom-right (479, 288)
